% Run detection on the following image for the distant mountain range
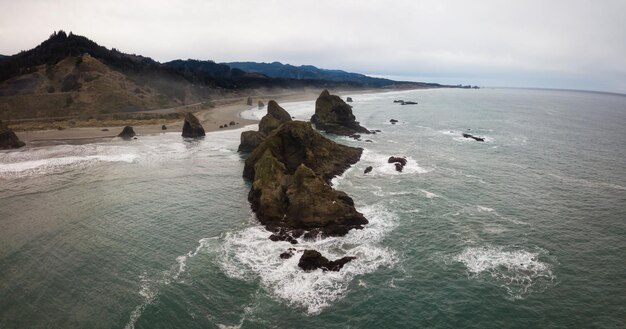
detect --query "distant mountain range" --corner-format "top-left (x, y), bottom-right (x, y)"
top-left (0, 31), bottom-right (455, 120)
top-left (226, 61), bottom-right (404, 88)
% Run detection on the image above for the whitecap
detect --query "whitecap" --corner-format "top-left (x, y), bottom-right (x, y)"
top-left (125, 237), bottom-right (216, 329)
top-left (0, 154), bottom-right (139, 176)
top-left (476, 205), bottom-right (495, 213)
top-left (361, 150), bottom-right (431, 176)
top-left (420, 189), bottom-right (439, 198)
top-left (455, 245), bottom-right (555, 298)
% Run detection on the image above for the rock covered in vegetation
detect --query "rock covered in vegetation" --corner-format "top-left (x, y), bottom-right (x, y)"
top-left (244, 121), bottom-right (367, 236)
top-left (298, 250), bottom-right (356, 272)
top-left (258, 100), bottom-right (292, 135)
top-left (243, 121), bottom-right (362, 183)
top-left (0, 121), bottom-right (25, 149)
top-left (311, 89), bottom-right (370, 136)
top-left (238, 100), bottom-right (293, 153)
top-left (182, 112), bottom-right (205, 138)
top-left (238, 131), bottom-right (266, 152)
top-left (117, 126), bottom-right (136, 139)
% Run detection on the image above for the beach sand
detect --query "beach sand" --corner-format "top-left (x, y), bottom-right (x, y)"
top-left (14, 89), bottom-right (349, 144)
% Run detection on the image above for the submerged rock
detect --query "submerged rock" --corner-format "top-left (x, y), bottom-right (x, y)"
top-left (346, 97), bottom-right (353, 102)
top-left (0, 121), bottom-right (25, 149)
top-left (279, 248), bottom-right (296, 259)
top-left (311, 89), bottom-right (370, 136)
top-left (298, 250), bottom-right (356, 272)
top-left (364, 166), bottom-right (373, 174)
top-left (161, 124), bottom-right (167, 130)
top-left (388, 156), bottom-right (407, 172)
top-left (117, 126), bottom-right (136, 139)
top-left (258, 101), bottom-right (265, 109)
top-left (390, 119), bottom-right (398, 124)
top-left (400, 101), bottom-right (418, 105)
top-left (182, 112), bottom-right (206, 138)
top-left (462, 133), bottom-right (485, 142)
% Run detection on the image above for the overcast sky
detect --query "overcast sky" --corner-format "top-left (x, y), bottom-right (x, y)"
top-left (1, 0), bottom-right (625, 93)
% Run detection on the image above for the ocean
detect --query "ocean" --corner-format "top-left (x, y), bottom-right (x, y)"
top-left (0, 88), bottom-right (625, 328)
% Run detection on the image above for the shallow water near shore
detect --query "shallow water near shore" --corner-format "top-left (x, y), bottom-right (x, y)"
top-left (1, 88), bottom-right (625, 328)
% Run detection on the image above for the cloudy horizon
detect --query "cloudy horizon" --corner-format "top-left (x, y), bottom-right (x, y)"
top-left (1, 0), bottom-right (625, 93)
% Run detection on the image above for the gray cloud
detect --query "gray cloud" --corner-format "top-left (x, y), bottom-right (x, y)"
top-left (1, 0), bottom-right (625, 93)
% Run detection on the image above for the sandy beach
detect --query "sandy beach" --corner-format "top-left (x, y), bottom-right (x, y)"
top-left (14, 88), bottom-right (361, 144)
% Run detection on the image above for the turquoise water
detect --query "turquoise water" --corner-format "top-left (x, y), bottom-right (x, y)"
top-left (1, 88), bottom-right (625, 328)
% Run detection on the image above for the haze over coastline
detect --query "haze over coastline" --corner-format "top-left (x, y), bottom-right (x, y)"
top-left (1, 0), bottom-right (625, 94)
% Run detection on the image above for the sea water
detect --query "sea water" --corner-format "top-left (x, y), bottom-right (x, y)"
top-left (1, 88), bottom-right (625, 328)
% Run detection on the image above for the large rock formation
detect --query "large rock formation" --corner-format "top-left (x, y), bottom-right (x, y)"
top-left (298, 250), bottom-right (356, 272)
top-left (238, 100), bottom-right (292, 153)
top-left (311, 89), bottom-right (370, 136)
top-left (244, 121), bottom-right (367, 237)
top-left (117, 126), bottom-right (136, 139)
top-left (243, 121), bottom-right (362, 183)
top-left (182, 112), bottom-right (206, 138)
top-left (0, 121), bottom-right (25, 149)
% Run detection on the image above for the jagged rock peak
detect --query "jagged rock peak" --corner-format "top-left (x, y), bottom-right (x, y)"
top-left (311, 89), bottom-right (370, 136)
top-left (182, 112), bottom-right (206, 138)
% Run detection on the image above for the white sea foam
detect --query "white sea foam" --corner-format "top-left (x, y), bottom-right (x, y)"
top-left (125, 237), bottom-right (216, 329)
top-left (455, 245), bottom-right (555, 298)
top-left (420, 189), bottom-right (439, 198)
top-left (476, 205), bottom-right (495, 213)
top-left (218, 203), bottom-right (398, 314)
top-left (0, 154), bottom-right (138, 176)
top-left (360, 149), bottom-right (431, 176)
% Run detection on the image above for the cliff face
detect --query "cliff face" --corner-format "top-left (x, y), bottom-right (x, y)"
top-left (311, 89), bottom-right (370, 136)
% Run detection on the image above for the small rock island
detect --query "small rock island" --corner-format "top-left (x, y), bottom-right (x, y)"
top-left (239, 99), bottom-right (368, 272)
top-left (311, 89), bottom-right (370, 136)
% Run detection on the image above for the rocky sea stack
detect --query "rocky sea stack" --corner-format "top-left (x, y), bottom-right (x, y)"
top-left (0, 121), bottom-right (25, 149)
top-left (243, 121), bottom-right (367, 237)
top-left (117, 126), bottom-right (136, 139)
top-left (311, 89), bottom-right (370, 136)
top-left (182, 112), bottom-right (206, 138)
top-left (239, 99), bottom-right (367, 272)
top-left (238, 100), bottom-right (292, 152)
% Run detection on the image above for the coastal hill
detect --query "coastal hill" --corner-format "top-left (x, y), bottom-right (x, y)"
top-left (0, 31), bottom-right (451, 126)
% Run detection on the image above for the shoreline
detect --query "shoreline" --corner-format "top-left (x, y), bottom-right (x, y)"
top-left (12, 87), bottom-right (401, 145)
